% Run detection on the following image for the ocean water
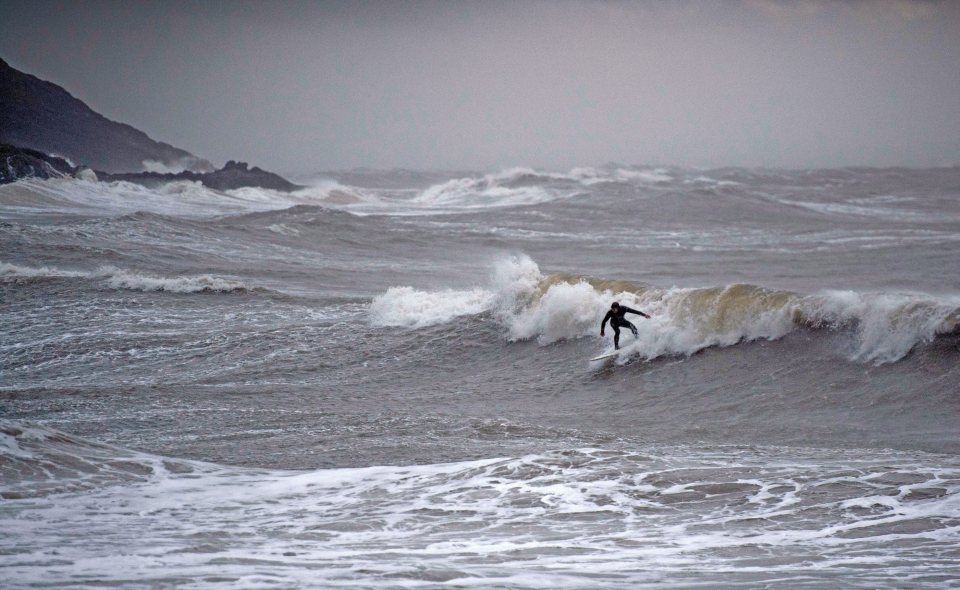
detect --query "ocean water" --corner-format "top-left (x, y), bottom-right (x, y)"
top-left (1, 166), bottom-right (959, 588)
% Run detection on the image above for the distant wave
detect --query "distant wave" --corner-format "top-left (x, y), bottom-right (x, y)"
top-left (568, 166), bottom-right (673, 185)
top-left (409, 166), bottom-right (672, 210)
top-left (4, 167), bottom-right (953, 225)
top-left (99, 267), bottom-right (250, 294)
top-left (761, 193), bottom-right (953, 223)
top-left (0, 261), bottom-right (89, 281)
top-left (0, 167), bottom-right (674, 220)
top-left (370, 255), bottom-right (960, 364)
top-left (1, 261), bottom-right (253, 294)
top-left (411, 168), bottom-right (561, 209)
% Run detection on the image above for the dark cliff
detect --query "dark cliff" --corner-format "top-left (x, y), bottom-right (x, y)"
top-left (0, 57), bottom-right (211, 173)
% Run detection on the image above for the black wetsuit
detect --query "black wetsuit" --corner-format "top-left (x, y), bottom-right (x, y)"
top-left (601, 305), bottom-right (649, 349)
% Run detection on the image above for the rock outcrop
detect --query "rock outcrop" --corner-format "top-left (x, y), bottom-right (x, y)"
top-left (98, 160), bottom-right (302, 192)
top-left (0, 143), bottom-right (87, 183)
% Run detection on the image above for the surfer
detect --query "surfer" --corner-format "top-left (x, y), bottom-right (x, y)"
top-left (600, 301), bottom-right (651, 349)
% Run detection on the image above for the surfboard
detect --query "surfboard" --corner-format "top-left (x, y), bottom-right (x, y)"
top-left (589, 349), bottom-right (622, 362)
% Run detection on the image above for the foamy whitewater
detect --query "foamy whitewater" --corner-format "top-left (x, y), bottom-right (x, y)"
top-left (2, 165), bottom-right (959, 588)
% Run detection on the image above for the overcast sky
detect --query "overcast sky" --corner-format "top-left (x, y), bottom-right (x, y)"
top-left (2, 0), bottom-right (958, 172)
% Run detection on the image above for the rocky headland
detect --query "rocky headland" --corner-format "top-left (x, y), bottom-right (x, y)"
top-left (1, 58), bottom-right (300, 192)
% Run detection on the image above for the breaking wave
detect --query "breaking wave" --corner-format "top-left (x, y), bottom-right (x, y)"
top-left (370, 286), bottom-right (495, 328)
top-left (1, 261), bottom-right (252, 293)
top-left (370, 255), bottom-right (960, 364)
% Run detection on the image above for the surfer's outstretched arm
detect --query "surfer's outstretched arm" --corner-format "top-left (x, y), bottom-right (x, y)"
top-left (623, 306), bottom-right (651, 319)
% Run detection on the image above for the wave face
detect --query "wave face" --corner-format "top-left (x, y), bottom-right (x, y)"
top-left (2, 165), bottom-right (960, 588)
top-left (370, 255), bottom-right (959, 364)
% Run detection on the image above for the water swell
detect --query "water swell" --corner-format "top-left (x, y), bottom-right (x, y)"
top-left (370, 256), bottom-right (960, 364)
top-left (0, 420), bottom-right (210, 498)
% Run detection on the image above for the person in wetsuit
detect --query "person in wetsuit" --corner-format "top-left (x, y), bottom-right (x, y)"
top-left (600, 301), bottom-right (651, 349)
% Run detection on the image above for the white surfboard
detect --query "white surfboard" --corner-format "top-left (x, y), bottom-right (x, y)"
top-left (589, 349), bottom-right (622, 362)
top-left (591, 333), bottom-right (640, 362)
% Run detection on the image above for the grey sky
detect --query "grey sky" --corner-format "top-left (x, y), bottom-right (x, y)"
top-left (2, 0), bottom-right (958, 172)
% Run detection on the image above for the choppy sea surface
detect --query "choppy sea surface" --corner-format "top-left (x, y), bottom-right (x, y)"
top-left (2, 165), bottom-right (959, 588)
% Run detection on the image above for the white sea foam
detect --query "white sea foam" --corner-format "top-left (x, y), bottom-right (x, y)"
top-left (490, 253), bottom-right (544, 310)
top-left (369, 286), bottom-right (495, 328)
top-left (2, 424), bottom-right (958, 589)
top-left (503, 279), bottom-right (605, 344)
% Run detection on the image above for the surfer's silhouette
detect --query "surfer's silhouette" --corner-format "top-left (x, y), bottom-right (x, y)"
top-left (600, 301), bottom-right (651, 349)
